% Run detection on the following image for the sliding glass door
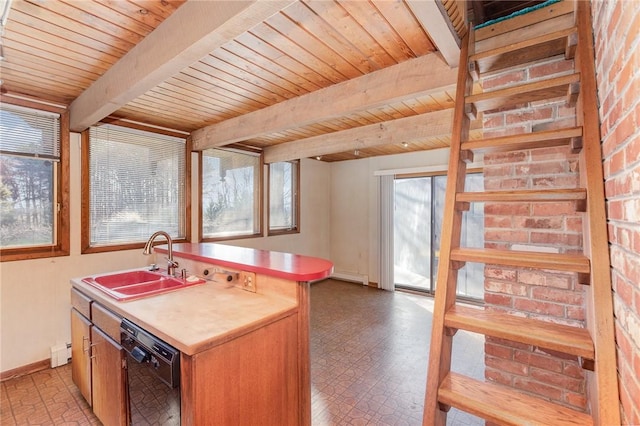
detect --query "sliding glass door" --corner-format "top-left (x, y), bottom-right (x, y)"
top-left (394, 173), bottom-right (484, 300)
top-left (394, 177), bottom-right (432, 290)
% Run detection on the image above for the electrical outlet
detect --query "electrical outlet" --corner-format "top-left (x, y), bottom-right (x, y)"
top-left (240, 271), bottom-right (256, 292)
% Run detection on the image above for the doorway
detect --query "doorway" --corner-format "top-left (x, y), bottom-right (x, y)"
top-left (393, 173), bottom-right (484, 300)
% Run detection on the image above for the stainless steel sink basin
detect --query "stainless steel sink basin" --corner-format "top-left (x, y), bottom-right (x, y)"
top-left (82, 270), bottom-right (205, 301)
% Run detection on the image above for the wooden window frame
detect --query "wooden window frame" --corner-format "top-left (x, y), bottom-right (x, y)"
top-left (80, 124), bottom-right (191, 254)
top-left (0, 97), bottom-right (70, 262)
top-left (267, 160), bottom-right (300, 236)
top-left (198, 149), bottom-right (264, 242)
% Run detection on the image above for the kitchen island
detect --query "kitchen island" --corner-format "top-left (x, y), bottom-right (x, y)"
top-left (70, 243), bottom-right (333, 426)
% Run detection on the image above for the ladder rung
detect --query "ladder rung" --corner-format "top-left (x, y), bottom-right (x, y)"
top-left (466, 73), bottom-right (580, 113)
top-left (470, 28), bottom-right (578, 78)
top-left (438, 372), bottom-right (594, 426)
top-left (456, 188), bottom-right (586, 204)
top-left (450, 248), bottom-right (590, 274)
top-left (462, 126), bottom-right (583, 154)
top-left (445, 305), bottom-right (594, 359)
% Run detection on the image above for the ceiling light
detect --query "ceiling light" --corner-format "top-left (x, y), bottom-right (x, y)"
top-left (402, 142), bottom-right (409, 148)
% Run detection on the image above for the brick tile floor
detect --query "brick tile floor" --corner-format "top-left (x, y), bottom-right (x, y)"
top-left (310, 280), bottom-right (484, 426)
top-left (1, 279), bottom-right (484, 425)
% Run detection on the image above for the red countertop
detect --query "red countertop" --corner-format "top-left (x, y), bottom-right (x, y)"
top-left (155, 243), bottom-right (334, 282)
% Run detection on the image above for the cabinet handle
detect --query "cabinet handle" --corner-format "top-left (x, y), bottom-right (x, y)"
top-left (82, 336), bottom-right (90, 353)
top-left (88, 341), bottom-right (100, 360)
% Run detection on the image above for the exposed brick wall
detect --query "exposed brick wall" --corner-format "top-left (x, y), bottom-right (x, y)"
top-left (591, 0), bottom-right (640, 423)
top-left (481, 55), bottom-right (589, 411)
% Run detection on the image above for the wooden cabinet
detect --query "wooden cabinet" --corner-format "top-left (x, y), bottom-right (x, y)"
top-left (180, 313), bottom-right (300, 426)
top-left (71, 267), bottom-right (317, 426)
top-left (170, 272), bottom-right (311, 426)
top-left (91, 327), bottom-right (127, 426)
top-left (71, 308), bottom-right (92, 404)
top-left (70, 288), bottom-right (128, 426)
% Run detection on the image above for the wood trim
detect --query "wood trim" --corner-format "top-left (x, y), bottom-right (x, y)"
top-left (100, 116), bottom-right (190, 139)
top-left (80, 126), bottom-right (190, 253)
top-left (0, 100), bottom-right (70, 262)
top-left (258, 153), bottom-right (265, 237)
top-left (184, 136), bottom-right (193, 243)
top-left (191, 53), bottom-right (457, 150)
top-left (197, 151), bottom-right (203, 243)
top-left (0, 94), bottom-right (67, 113)
top-left (80, 130), bottom-right (91, 254)
top-left (69, 1), bottom-right (295, 131)
top-left (58, 110), bottom-right (71, 257)
top-left (297, 282), bottom-right (312, 426)
top-left (267, 160), bottom-right (301, 236)
top-left (1, 359), bottom-right (50, 382)
top-left (180, 354), bottom-right (195, 426)
top-left (575, 1), bottom-right (621, 423)
top-left (199, 148), bottom-right (264, 241)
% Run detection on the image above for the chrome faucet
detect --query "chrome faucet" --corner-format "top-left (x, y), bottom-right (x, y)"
top-left (143, 231), bottom-right (179, 277)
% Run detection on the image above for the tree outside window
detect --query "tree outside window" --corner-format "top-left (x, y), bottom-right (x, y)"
top-left (201, 149), bottom-right (261, 239)
top-left (83, 124), bottom-right (187, 251)
top-left (0, 103), bottom-right (68, 260)
top-left (269, 161), bottom-right (299, 234)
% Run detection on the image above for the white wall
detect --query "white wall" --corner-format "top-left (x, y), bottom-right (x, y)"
top-left (0, 135), bottom-right (331, 373)
top-left (328, 148), bottom-right (452, 284)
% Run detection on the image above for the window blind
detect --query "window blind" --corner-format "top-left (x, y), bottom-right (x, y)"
top-left (88, 124), bottom-right (186, 245)
top-left (0, 103), bottom-right (61, 249)
top-left (0, 103), bottom-right (60, 160)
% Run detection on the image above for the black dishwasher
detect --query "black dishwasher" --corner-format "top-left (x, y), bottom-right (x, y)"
top-left (121, 318), bottom-right (181, 425)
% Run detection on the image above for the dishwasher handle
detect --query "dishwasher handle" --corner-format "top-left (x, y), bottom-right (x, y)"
top-left (131, 346), bottom-right (150, 363)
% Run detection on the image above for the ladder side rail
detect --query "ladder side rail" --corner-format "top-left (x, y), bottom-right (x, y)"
top-left (422, 27), bottom-right (474, 426)
top-left (575, 2), bottom-right (621, 424)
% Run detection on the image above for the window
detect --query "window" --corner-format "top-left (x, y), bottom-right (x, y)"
top-left (0, 101), bottom-right (69, 261)
top-left (201, 148), bottom-right (262, 240)
top-left (83, 124), bottom-right (188, 252)
top-left (268, 161), bottom-right (299, 235)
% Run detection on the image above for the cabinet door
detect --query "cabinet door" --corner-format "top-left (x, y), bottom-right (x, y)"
top-left (91, 327), bottom-right (128, 426)
top-left (71, 309), bottom-right (92, 405)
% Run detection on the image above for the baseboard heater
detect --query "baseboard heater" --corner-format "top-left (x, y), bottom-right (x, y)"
top-left (330, 272), bottom-right (369, 286)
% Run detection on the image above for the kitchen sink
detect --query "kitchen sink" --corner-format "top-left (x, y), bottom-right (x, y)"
top-left (82, 269), bottom-right (205, 301)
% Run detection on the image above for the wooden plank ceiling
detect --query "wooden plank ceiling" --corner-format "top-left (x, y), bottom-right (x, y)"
top-left (0, 0), bottom-right (479, 162)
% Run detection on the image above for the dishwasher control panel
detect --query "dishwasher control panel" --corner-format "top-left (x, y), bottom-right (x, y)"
top-left (120, 318), bottom-right (180, 388)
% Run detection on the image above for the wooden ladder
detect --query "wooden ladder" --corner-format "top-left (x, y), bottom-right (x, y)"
top-left (422, 1), bottom-right (620, 425)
